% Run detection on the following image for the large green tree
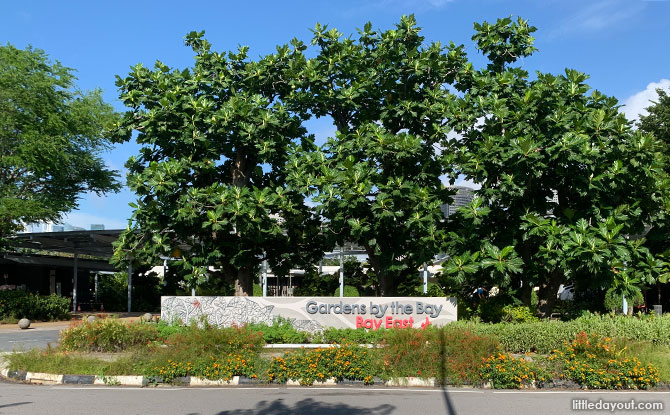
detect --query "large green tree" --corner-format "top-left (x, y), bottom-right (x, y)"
top-left (112, 33), bottom-right (323, 295)
top-left (441, 17), bottom-right (666, 316)
top-left (287, 16), bottom-right (467, 295)
top-left (0, 44), bottom-right (120, 242)
top-left (639, 88), bottom-right (670, 148)
top-left (637, 87), bottom-right (670, 304)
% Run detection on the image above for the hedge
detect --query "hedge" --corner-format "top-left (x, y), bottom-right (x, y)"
top-left (0, 291), bottom-right (70, 321)
top-left (452, 313), bottom-right (670, 353)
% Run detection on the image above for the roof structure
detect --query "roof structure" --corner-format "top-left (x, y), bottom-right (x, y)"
top-left (10, 229), bottom-right (124, 258)
top-left (0, 253), bottom-right (117, 271)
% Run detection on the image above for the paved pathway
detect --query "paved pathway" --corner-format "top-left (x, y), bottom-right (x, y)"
top-left (0, 328), bottom-right (61, 352)
top-left (0, 382), bottom-right (668, 415)
top-left (0, 314), bottom-right (150, 352)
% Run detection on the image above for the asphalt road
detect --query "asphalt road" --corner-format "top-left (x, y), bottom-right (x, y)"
top-left (0, 382), bottom-right (668, 415)
top-left (0, 329), bottom-right (60, 352)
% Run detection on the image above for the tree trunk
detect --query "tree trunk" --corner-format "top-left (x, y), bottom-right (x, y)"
top-left (364, 245), bottom-right (397, 296)
top-left (378, 273), bottom-right (398, 297)
top-left (234, 267), bottom-right (253, 296)
top-left (536, 270), bottom-right (564, 318)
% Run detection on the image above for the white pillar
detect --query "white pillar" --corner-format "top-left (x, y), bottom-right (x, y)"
top-left (623, 295), bottom-right (628, 315)
top-left (72, 252), bottom-right (79, 313)
top-left (163, 258), bottom-right (168, 287)
top-left (94, 273), bottom-right (98, 303)
top-left (423, 263), bottom-right (428, 294)
top-left (262, 259), bottom-right (268, 297)
top-left (339, 246), bottom-right (344, 298)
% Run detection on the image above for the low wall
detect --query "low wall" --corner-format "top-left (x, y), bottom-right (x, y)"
top-left (161, 296), bottom-right (457, 331)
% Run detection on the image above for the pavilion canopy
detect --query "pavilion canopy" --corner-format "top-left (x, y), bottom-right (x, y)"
top-left (11, 229), bottom-right (124, 258)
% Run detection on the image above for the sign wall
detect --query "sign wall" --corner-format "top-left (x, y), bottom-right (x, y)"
top-left (161, 296), bottom-right (457, 331)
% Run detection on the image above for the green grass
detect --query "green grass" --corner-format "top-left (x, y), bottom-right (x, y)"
top-left (617, 340), bottom-right (670, 383)
top-left (6, 348), bottom-right (139, 376)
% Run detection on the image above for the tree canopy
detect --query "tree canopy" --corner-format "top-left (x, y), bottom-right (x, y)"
top-left (287, 15), bottom-right (467, 295)
top-left (441, 17), bottom-right (666, 316)
top-left (111, 32), bottom-right (323, 295)
top-left (639, 88), bottom-right (670, 149)
top-left (0, 44), bottom-right (120, 242)
top-left (113, 16), bottom-right (670, 315)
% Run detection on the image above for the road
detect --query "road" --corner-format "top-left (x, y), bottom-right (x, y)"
top-left (0, 328), bottom-right (60, 352)
top-left (0, 382), bottom-right (668, 415)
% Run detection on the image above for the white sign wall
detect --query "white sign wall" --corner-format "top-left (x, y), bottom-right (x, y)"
top-left (161, 296), bottom-right (457, 331)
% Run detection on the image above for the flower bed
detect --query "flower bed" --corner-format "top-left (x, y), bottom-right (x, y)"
top-left (549, 332), bottom-right (659, 389)
top-left (480, 353), bottom-right (547, 389)
top-left (5, 318), bottom-right (667, 389)
top-left (268, 346), bottom-right (376, 385)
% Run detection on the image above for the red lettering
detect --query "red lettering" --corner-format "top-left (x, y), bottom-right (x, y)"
top-left (373, 319), bottom-right (382, 330)
top-left (408, 316), bottom-right (414, 327)
top-left (420, 316), bottom-right (432, 329)
top-left (385, 316), bottom-right (393, 328)
top-left (356, 316), bottom-right (363, 328)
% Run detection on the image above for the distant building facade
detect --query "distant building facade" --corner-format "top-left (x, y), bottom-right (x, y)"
top-left (441, 186), bottom-right (475, 218)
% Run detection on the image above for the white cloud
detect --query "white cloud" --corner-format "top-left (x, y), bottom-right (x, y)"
top-left (622, 79), bottom-right (670, 122)
top-left (551, 0), bottom-right (645, 37)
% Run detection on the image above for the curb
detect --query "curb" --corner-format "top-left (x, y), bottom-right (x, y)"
top-left (26, 372), bottom-right (63, 384)
top-left (0, 369), bottom-right (441, 388)
top-left (385, 377), bottom-right (438, 387)
top-left (189, 376), bottom-right (240, 386)
top-left (94, 375), bottom-right (148, 386)
top-left (286, 377), bottom-right (338, 386)
top-left (263, 344), bottom-right (376, 349)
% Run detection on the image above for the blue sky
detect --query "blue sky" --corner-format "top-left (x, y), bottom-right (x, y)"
top-left (2, 0), bottom-right (669, 230)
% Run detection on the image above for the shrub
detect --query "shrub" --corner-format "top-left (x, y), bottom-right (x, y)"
top-left (268, 346), bottom-right (376, 385)
top-left (451, 320), bottom-right (570, 354)
top-left (0, 291), bottom-right (70, 321)
top-left (427, 283), bottom-right (445, 297)
top-left (479, 353), bottom-right (547, 389)
top-left (475, 294), bottom-right (517, 323)
top-left (164, 322), bottom-right (265, 354)
top-left (549, 332), bottom-right (659, 389)
top-left (155, 320), bottom-right (188, 339)
top-left (147, 352), bottom-right (259, 383)
top-left (253, 283), bottom-right (262, 296)
top-left (501, 305), bottom-right (538, 323)
top-left (334, 285), bottom-right (359, 297)
top-left (59, 319), bottom-right (159, 352)
top-left (380, 327), bottom-right (499, 384)
top-left (453, 313), bottom-right (670, 353)
top-left (319, 327), bottom-right (386, 345)
top-left (247, 318), bottom-right (309, 344)
top-left (604, 289), bottom-right (644, 314)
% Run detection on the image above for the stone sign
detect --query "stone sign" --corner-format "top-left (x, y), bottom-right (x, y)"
top-left (161, 296), bottom-right (457, 332)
